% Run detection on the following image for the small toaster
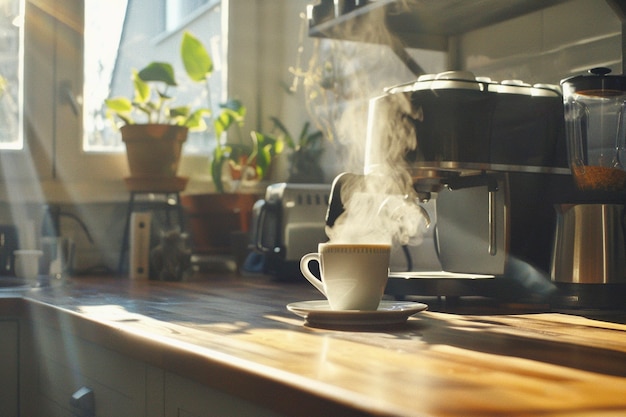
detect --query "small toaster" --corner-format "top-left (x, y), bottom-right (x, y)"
top-left (252, 183), bottom-right (330, 281)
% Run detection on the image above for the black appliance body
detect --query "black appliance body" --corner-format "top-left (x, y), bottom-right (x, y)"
top-left (329, 71), bottom-right (572, 302)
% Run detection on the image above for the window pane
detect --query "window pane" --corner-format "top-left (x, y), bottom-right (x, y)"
top-left (82, 0), bottom-right (127, 152)
top-left (83, 0), bottom-right (223, 155)
top-left (0, 0), bottom-right (23, 150)
top-left (166, 0), bottom-right (209, 31)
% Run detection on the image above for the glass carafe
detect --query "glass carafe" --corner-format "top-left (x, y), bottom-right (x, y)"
top-left (561, 67), bottom-right (626, 191)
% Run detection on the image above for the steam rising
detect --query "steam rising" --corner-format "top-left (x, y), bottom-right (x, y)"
top-left (302, 3), bottom-right (432, 247)
top-left (326, 172), bottom-right (430, 246)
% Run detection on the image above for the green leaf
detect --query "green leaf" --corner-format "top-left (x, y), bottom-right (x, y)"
top-left (137, 62), bottom-right (177, 87)
top-left (211, 153), bottom-right (226, 193)
top-left (271, 116), bottom-right (291, 138)
top-left (184, 109), bottom-right (210, 130)
top-left (105, 106), bottom-right (132, 125)
top-left (105, 97), bottom-right (133, 113)
top-left (169, 106), bottom-right (190, 118)
top-left (251, 130), bottom-right (284, 180)
top-left (270, 116), bottom-right (295, 149)
top-left (214, 111), bottom-right (234, 138)
top-left (157, 91), bottom-right (173, 100)
top-left (181, 31), bottom-right (213, 82)
top-left (215, 100), bottom-right (246, 138)
top-left (137, 101), bottom-right (159, 116)
top-left (214, 107), bottom-right (244, 138)
top-left (298, 122), bottom-right (310, 143)
top-left (256, 145), bottom-right (272, 179)
top-left (132, 70), bottom-right (151, 103)
top-left (274, 137), bottom-right (285, 154)
top-left (221, 99), bottom-right (246, 117)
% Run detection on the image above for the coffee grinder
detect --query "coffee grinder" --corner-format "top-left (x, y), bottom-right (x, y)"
top-left (551, 68), bottom-right (626, 307)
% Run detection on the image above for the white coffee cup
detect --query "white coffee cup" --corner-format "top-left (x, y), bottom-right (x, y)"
top-left (300, 243), bottom-right (391, 310)
top-left (14, 249), bottom-right (43, 281)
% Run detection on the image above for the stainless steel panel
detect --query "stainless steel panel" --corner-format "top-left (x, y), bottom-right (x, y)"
top-left (551, 204), bottom-right (626, 283)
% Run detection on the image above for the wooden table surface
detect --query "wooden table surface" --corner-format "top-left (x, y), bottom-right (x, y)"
top-left (7, 274), bottom-right (626, 417)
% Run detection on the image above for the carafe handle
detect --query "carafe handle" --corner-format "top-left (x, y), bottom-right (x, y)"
top-left (614, 100), bottom-right (626, 169)
top-left (564, 99), bottom-right (587, 168)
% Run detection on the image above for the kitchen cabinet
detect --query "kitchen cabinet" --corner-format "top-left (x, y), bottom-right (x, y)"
top-left (33, 324), bottom-right (148, 416)
top-left (0, 320), bottom-right (19, 417)
top-left (30, 328), bottom-right (286, 417)
top-left (27, 309), bottom-right (286, 417)
top-left (163, 372), bottom-right (284, 417)
top-left (308, 0), bottom-right (626, 74)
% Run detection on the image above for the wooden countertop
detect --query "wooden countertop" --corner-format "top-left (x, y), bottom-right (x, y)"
top-left (5, 274), bottom-right (626, 417)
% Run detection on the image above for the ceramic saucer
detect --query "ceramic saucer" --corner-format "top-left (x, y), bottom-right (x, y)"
top-left (286, 300), bottom-right (428, 327)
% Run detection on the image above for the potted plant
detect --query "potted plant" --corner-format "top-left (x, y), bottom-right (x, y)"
top-left (105, 31), bottom-right (212, 182)
top-left (268, 117), bottom-right (325, 183)
top-left (211, 100), bottom-right (285, 193)
top-left (183, 100), bottom-right (286, 256)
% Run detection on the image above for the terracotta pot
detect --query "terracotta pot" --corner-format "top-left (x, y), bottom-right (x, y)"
top-left (121, 124), bottom-right (188, 178)
top-left (229, 155), bottom-right (257, 181)
top-left (182, 193), bottom-right (260, 254)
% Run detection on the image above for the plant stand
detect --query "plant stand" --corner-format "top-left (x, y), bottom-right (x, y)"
top-left (118, 178), bottom-right (188, 274)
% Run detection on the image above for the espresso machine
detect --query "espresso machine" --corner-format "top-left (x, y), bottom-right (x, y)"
top-left (326, 70), bottom-right (578, 303)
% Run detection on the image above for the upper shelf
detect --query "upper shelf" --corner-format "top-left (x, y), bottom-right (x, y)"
top-left (308, 0), bottom-right (611, 51)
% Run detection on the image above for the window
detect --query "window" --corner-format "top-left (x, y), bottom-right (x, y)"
top-left (83, 0), bottom-right (222, 155)
top-left (0, 0), bottom-right (226, 193)
top-left (82, 0), bottom-right (127, 152)
top-left (0, 0), bottom-right (23, 150)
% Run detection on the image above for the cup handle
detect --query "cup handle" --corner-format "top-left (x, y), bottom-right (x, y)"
top-left (299, 253), bottom-right (326, 296)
